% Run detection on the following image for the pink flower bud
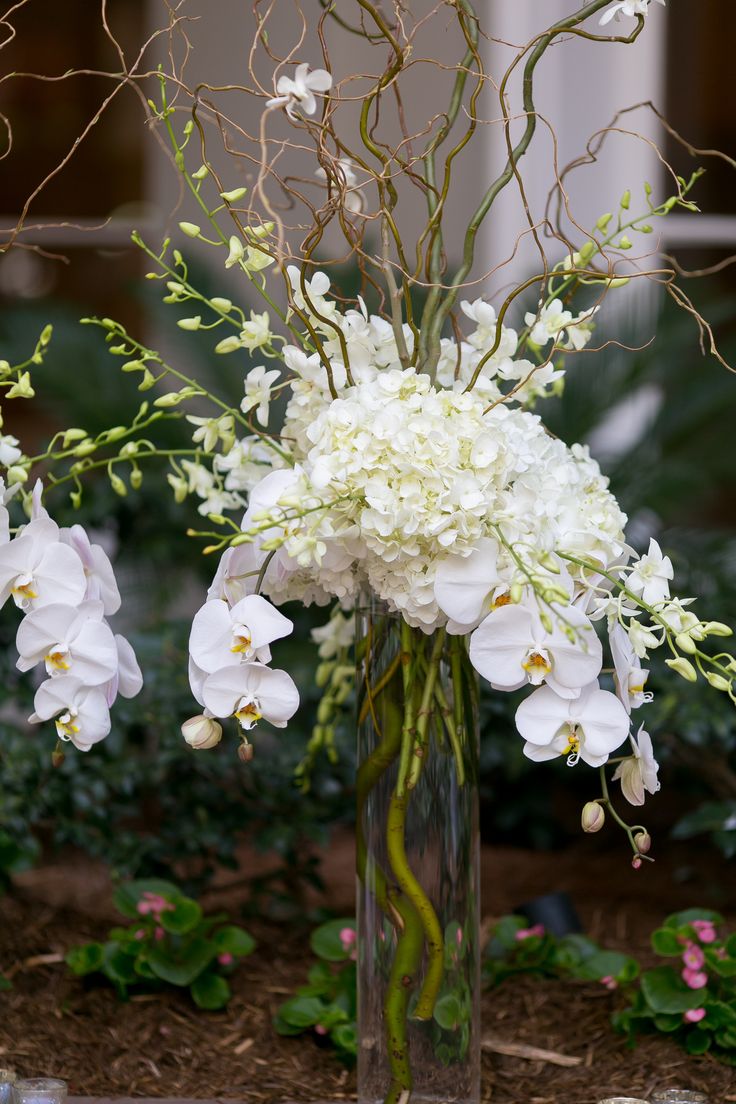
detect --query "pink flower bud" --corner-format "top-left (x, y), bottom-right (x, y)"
top-left (684, 1007), bottom-right (706, 1024)
top-left (315, 1024), bottom-right (328, 1036)
top-left (155, 925), bottom-right (165, 941)
top-left (634, 830), bottom-right (651, 854)
top-left (137, 901), bottom-right (152, 915)
top-left (218, 952), bottom-right (234, 966)
top-left (134, 929), bottom-right (146, 940)
top-left (339, 927), bottom-right (357, 952)
top-left (682, 942), bottom-right (705, 970)
top-left (631, 856), bottom-right (643, 870)
top-left (681, 967), bottom-right (708, 990)
top-left (456, 926), bottom-right (463, 947)
top-left (692, 920), bottom-right (717, 943)
top-left (600, 975), bottom-right (618, 990)
top-left (515, 924), bottom-right (545, 941)
top-left (238, 741), bottom-right (255, 763)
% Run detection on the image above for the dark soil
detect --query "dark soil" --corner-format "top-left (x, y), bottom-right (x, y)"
top-left (1, 836), bottom-right (735, 1103)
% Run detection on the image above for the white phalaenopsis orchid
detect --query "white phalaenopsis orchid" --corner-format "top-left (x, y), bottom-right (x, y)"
top-left (600, 0), bottom-right (665, 26)
top-left (515, 681), bottom-right (630, 768)
top-left (612, 724), bottom-right (661, 805)
top-left (60, 524), bottom-right (121, 614)
top-left (202, 662), bottom-right (299, 731)
top-left (0, 477), bottom-right (21, 545)
top-left (103, 634), bottom-right (143, 707)
top-left (469, 602), bottom-right (602, 698)
top-left (626, 538), bottom-right (673, 605)
top-left (189, 593), bottom-right (293, 673)
top-left (241, 366), bottom-right (281, 427)
top-left (0, 518), bottom-right (86, 611)
top-left (609, 622), bottom-right (652, 713)
top-left (16, 600), bottom-right (118, 684)
top-left (434, 538), bottom-right (505, 634)
top-left (267, 64), bottom-right (333, 120)
top-left (30, 674), bottom-right (111, 751)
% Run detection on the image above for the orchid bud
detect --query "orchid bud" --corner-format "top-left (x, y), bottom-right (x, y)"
top-left (215, 335), bottom-right (243, 355)
top-left (705, 672), bottom-right (731, 692)
top-left (211, 297), bottom-right (233, 313)
top-left (596, 212), bottom-right (613, 232)
top-left (509, 582), bottom-right (524, 604)
top-left (675, 632), bottom-right (697, 655)
top-left (620, 189), bottom-right (631, 210)
top-left (51, 744), bottom-right (65, 768)
top-left (6, 465), bottom-right (27, 484)
top-left (220, 187), bottom-right (247, 203)
top-left (665, 656), bottom-right (697, 682)
top-left (238, 740), bottom-right (254, 762)
top-left (703, 621), bottom-right (733, 637)
top-left (177, 316), bottom-right (202, 331)
top-left (581, 801), bottom-right (605, 833)
top-left (634, 830), bottom-right (651, 854)
top-left (182, 715), bottom-right (223, 750)
top-left (130, 467), bottom-right (143, 490)
top-left (631, 856), bottom-right (643, 870)
top-left (178, 221), bottom-right (201, 238)
top-left (225, 235), bottom-right (245, 268)
top-left (192, 164), bottom-right (209, 180)
top-left (109, 472), bottom-right (127, 497)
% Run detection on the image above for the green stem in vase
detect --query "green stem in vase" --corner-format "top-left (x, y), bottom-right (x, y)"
top-left (383, 887), bottom-right (424, 1104)
top-left (387, 779), bottom-right (445, 1021)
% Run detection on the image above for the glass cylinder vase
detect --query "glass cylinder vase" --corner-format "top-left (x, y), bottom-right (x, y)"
top-left (356, 599), bottom-right (481, 1104)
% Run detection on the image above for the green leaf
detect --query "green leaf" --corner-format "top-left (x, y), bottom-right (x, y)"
top-left (104, 946), bottom-right (139, 985)
top-left (160, 898), bottom-right (203, 935)
top-left (0, 973), bottom-right (12, 991)
top-left (213, 926), bottom-right (256, 958)
top-left (276, 994), bottom-right (325, 1028)
top-left (332, 1022), bottom-right (358, 1056)
top-left (433, 993), bottom-right (462, 1031)
top-left (651, 928), bottom-right (683, 956)
top-left (575, 950), bottom-right (637, 982)
top-left (147, 936), bottom-right (215, 987)
top-left (664, 907), bottom-right (723, 930)
top-left (112, 879), bottom-right (180, 919)
top-left (641, 967), bottom-right (705, 1014)
top-left (273, 1013), bottom-right (306, 1037)
top-left (685, 1027), bottom-right (711, 1055)
top-left (191, 971), bottom-right (231, 1010)
top-left (653, 1013), bottom-right (684, 1032)
top-left (65, 941), bottom-right (106, 976)
top-left (310, 918), bottom-right (356, 962)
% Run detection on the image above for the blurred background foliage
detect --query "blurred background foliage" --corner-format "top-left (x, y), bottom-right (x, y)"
top-left (0, 264), bottom-right (735, 912)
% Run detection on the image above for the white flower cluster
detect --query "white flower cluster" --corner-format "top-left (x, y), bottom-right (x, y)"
top-left (599, 0), bottom-right (665, 26)
top-left (182, 544), bottom-right (299, 752)
top-left (0, 480), bottom-right (142, 751)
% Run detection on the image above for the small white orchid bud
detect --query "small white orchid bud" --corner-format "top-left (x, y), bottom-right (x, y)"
top-left (225, 235), bottom-right (245, 268)
top-left (182, 715), bottom-right (223, 749)
top-left (581, 801), bottom-right (605, 833)
top-left (220, 187), bottom-right (247, 202)
top-left (177, 316), bottom-right (202, 331)
top-left (179, 221), bottom-right (201, 238)
top-left (211, 297), bottom-right (233, 313)
top-left (665, 656), bottom-right (697, 682)
top-left (192, 164), bottom-right (209, 181)
top-left (705, 672), bottom-right (731, 692)
top-left (634, 830), bottom-right (651, 854)
top-left (215, 335), bottom-right (243, 355)
top-left (703, 621), bottom-right (733, 637)
top-left (674, 632), bottom-right (697, 654)
top-left (510, 582), bottom-right (524, 604)
top-left (6, 465), bottom-right (28, 484)
top-left (109, 472), bottom-right (127, 497)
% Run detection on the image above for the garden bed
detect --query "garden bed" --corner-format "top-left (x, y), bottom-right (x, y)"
top-left (2, 839), bottom-right (735, 1104)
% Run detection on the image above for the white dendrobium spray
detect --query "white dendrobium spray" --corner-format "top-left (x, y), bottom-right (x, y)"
top-left (612, 724), bottom-right (661, 806)
top-left (241, 366), bottom-right (281, 427)
top-left (515, 681), bottom-right (630, 767)
top-left (468, 601), bottom-right (603, 699)
top-left (600, 0), bottom-right (665, 26)
top-left (626, 538), bottom-right (673, 605)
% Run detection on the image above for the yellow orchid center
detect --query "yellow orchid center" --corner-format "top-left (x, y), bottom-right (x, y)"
top-left (12, 573), bottom-right (38, 603)
top-left (234, 697), bottom-right (262, 730)
top-left (493, 593), bottom-right (512, 609)
top-left (45, 649), bottom-right (71, 673)
top-left (522, 650), bottom-right (552, 683)
top-left (55, 710), bottom-right (80, 741)
top-left (563, 724), bottom-right (581, 766)
top-left (230, 621), bottom-right (255, 656)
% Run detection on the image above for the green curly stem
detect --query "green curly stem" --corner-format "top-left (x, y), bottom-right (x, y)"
top-left (357, 694), bottom-right (404, 922)
top-left (387, 786), bottom-right (445, 1021)
top-left (382, 888), bottom-right (425, 1104)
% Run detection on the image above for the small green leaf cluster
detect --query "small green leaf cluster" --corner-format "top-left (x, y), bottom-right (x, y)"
top-left (274, 918), bottom-right (357, 1064)
top-left (616, 909), bottom-right (736, 1063)
top-left (428, 921), bottom-right (475, 1066)
top-left (65, 877), bottom-right (255, 1010)
top-left (483, 914), bottom-right (638, 989)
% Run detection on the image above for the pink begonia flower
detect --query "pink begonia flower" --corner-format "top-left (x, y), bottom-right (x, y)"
top-left (155, 926), bottom-right (165, 941)
top-left (134, 929), bottom-right (146, 940)
top-left (314, 1024), bottom-right (328, 1036)
top-left (515, 924), bottom-right (545, 941)
top-left (456, 926), bottom-right (464, 947)
top-left (684, 1008), bottom-right (707, 1024)
top-left (218, 952), bottom-right (234, 966)
top-left (692, 920), bottom-right (717, 943)
top-left (682, 967), bottom-right (708, 990)
top-left (600, 975), bottom-right (618, 990)
top-left (682, 943), bottom-right (705, 970)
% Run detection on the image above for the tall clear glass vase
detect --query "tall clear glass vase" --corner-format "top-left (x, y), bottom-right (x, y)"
top-left (356, 599), bottom-right (481, 1104)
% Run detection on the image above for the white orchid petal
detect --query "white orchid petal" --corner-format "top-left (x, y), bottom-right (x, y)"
top-left (229, 594), bottom-right (293, 649)
top-left (189, 599), bottom-right (235, 673)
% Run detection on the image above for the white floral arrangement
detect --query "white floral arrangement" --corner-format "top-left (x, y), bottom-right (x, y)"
top-left (0, 0), bottom-right (733, 868)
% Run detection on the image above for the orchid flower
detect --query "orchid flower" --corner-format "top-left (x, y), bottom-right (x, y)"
top-left (0, 477), bottom-right (21, 545)
top-left (202, 662), bottom-right (300, 731)
top-left (612, 724), bottom-right (660, 805)
top-left (207, 543), bottom-right (261, 607)
top-left (469, 602), bottom-right (602, 698)
top-left (600, 0), bottom-right (665, 26)
top-left (241, 366), bottom-right (281, 427)
top-left (609, 621), bottom-right (652, 713)
top-left (16, 600), bottom-right (118, 684)
top-left (433, 538), bottom-right (505, 633)
top-left (626, 538), bottom-right (673, 606)
top-left (515, 681), bottom-right (630, 767)
top-left (30, 675), bottom-right (111, 751)
top-left (189, 594), bottom-right (293, 673)
top-left (266, 64), bottom-right (333, 120)
top-left (0, 517), bottom-right (86, 611)
top-left (103, 634), bottom-right (143, 707)
top-left (60, 524), bottom-right (121, 614)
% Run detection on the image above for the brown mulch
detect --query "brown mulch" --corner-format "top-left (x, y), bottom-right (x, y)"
top-left (2, 840), bottom-right (735, 1103)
